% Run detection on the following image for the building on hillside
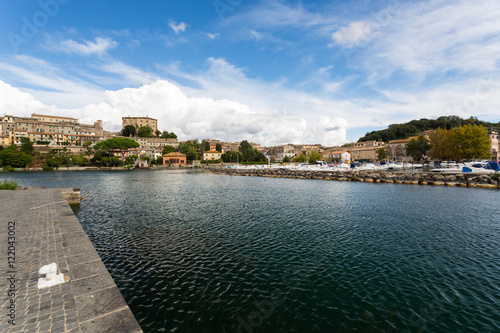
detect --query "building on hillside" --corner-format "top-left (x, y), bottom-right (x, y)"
top-left (324, 151), bottom-right (350, 163)
top-left (0, 114), bottom-right (103, 146)
top-left (0, 135), bottom-right (10, 145)
top-left (203, 150), bottom-right (222, 161)
top-left (275, 144), bottom-right (296, 161)
top-left (295, 144), bottom-right (322, 156)
top-left (122, 116), bottom-right (158, 132)
top-left (387, 137), bottom-right (419, 162)
top-left (343, 140), bottom-right (384, 148)
top-left (163, 152), bottom-right (187, 166)
top-left (488, 131), bottom-right (499, 160)
top-left (347, 147), bottom-right (382, 162)
top-left (109, 149), bottom-right (130, 161)
top-left (31, 114), bottom-right (78, 124)
top-left (131, 136), bottom-right (179, 150)
top-left (128, 147), bottom-right (159, 160)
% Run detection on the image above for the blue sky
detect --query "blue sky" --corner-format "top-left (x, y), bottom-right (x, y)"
top-left (1, 0), bottom-right (499, 146)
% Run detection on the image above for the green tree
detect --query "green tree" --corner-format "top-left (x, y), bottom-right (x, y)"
top-left (428, 128), bottom-right (460, 161)
top-left (125, 155), bottom-right (137, 165)
top-left (203, 140), bottom-right (211, 152)
top-left (283, 155), bottom-right (290, 163)
top-left (162, 145), bottom-right (176, 155)
top-left (179, 140), bottom-right (199, 161)
top-left (155, 130), bottom-right (161, 137)
top-left (455, 124), bottom-right (491, 160)
top-left (154, 156), bottom-right (163, 165)
top-left (94, 138), bottom-right (139, 162)
top-left (20, 137), bottom-right (35, 155)
top-left (83, 140), bottom-right (93, 156)
top-left (70, 155), bottom-right (87, 166)
top-left (122, 125), bottom-right (137, 137)
top-left (293, 154), bottom-right (307, 163)
top-left (308, 150), bottom-right (322, 164)
top-left (161, 131), bottom-right (178, 139)
top-left (376, 148), bottom-right (388, 161)
top-left (406, 136), bottom-right (429, 162)
top-left (239, 140), bottom-right (254, 162)
top-left (221, 151), bottom-right (243, 163)
top-left (137, 126), bottom-right (153, 138)
top-left (0, 145), bottom-right (34, 168)
top-left (216, 143), bottom-right (222, 152)
top-left (254, 151), bottom-right (266, 162)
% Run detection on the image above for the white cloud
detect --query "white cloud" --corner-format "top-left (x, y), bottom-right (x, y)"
top-left (206, 33), bottom-right (220, 40)
top-left (0, 56), bottom-right (104, 108)
top-left (96, 61), bottom-right (161, 86)
top-left (332, 21), bottom-right (375, 46)
top-left (74, 80), bottom-right (310, 145)
top-left (222, 1), bottom-right (329, 29)
top-left (346, 0), bottom-right (500, 77)
top-left (169, 20), bottom-right (188, 34)
top-left (48, 37), bottom-right (118, 56)
top-left (0, 80), bottom-right (54, 116)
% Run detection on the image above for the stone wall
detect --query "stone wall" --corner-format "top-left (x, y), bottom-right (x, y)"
top-left (206, 167), bottom-right (500, 189)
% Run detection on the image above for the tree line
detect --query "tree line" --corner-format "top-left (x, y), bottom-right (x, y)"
top-left (380, 124), bottom-right (492, 162)
top-left (122, 124), bottom-right (177, 139)
top-left (359, 116), bottom-right (500, 143)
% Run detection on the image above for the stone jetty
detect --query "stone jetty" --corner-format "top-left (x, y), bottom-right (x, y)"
top-left (207, 167), bottom-right (500, 189)
top-left (0, 188), bottom-right (142, 332)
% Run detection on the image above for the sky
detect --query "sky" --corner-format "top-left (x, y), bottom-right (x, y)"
top-left (0, 0), bottom-right (499, 146)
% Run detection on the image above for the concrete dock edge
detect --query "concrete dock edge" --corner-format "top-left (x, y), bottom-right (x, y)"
top-left (0, 188), bottom-right (142, 333)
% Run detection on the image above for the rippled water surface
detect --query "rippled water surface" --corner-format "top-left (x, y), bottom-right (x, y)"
top-left (4, 170), bottom-right (500, 332)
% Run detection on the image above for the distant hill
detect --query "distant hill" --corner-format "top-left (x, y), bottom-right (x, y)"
top-left (358, 116), bottom-right (500, 143)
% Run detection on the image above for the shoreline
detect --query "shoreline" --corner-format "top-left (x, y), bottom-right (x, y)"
top-left (206, 166), bottom-right (500, 189)
top-left (0, 165), bottom-right (200, 172)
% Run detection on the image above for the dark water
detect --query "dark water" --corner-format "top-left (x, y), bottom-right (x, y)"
top-left (3, 170), bottom-right (500, 332)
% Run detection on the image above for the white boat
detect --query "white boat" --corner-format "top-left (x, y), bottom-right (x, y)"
top-left (432, 161), bottom-right (500, 174)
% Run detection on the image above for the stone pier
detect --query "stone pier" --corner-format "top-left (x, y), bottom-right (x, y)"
top-left (0, 189), bottom-right (142, 332)
top-left (206, 167), bottom-right (500, 189)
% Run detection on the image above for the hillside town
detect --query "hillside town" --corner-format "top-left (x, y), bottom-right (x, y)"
top-left (0, 113), bottom-right (498, 169)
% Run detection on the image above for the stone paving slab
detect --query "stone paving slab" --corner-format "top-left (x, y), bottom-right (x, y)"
top-left (0, 189), bottom-right (142, 333)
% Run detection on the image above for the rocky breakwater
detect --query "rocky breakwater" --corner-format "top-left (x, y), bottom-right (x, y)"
top-left (206, 167), bottom-right (500, 189)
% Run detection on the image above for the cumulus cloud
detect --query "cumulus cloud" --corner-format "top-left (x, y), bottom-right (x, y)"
top-left (309, 116), bottom-right (348, 146)
top-left (47, 37), bottom-right (118, 55)
top-left (169, 20), bottom-right (188, 34)
top-left (0, 80), bottom-right (54, 115)
top-left (77, 80), bottom-right (310, 146)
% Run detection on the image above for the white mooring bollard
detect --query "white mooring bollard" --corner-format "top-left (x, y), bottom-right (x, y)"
top-left (37, 263), bottom-right (66, 289)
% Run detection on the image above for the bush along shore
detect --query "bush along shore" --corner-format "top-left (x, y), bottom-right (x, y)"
top-left (206, 166), bottom-right (500, 189)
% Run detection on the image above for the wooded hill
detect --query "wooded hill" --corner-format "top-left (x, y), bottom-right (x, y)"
top-left (358, 116), bottom-right (500, 143)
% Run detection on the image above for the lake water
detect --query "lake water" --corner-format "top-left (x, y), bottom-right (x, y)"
top-left (3, 170), bottom-right (500, 332)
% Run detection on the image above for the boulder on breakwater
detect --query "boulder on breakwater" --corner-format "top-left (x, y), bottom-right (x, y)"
top-left (206, 167), bottom-right (500, 189)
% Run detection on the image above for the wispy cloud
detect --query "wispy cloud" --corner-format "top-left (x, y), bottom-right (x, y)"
top-left (337, 0), bottom-right (500, 78)
top-left (169, 20), bottom-right (188, 34)
top-left (206, 33), bottom-right (220, 40)
top-left (46, 36), bottom-right (118, 56)
top-left (331, 21), bottom-right (375, 46)
top-left (222, 1), bottom-right (330, 29)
